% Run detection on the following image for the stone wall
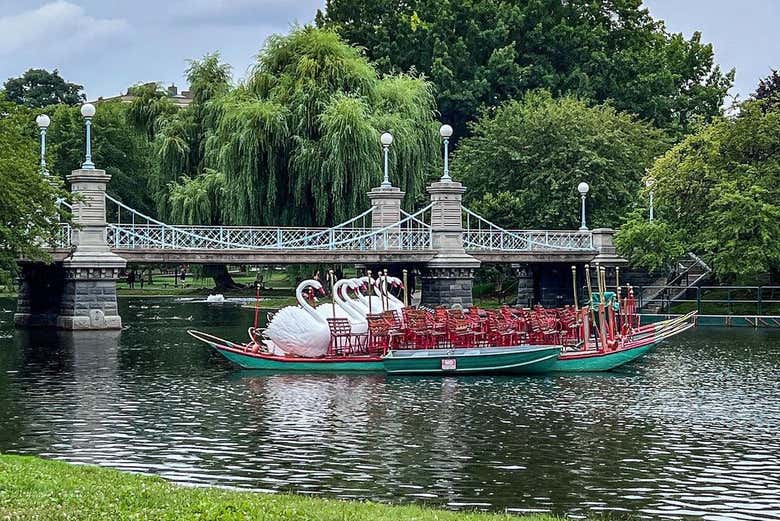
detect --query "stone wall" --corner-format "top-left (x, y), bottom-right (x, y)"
top-left (420, 267), bottom-right (475, 308)
top-left (57, 267), bottom-right (122, 330)
top-left (14, 263), bottom-right (66, 328)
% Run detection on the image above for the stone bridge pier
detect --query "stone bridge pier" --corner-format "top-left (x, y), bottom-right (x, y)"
top-left (420, 181), bottom-right (480, 308)
top-left (367, 180), bottom-right (480, 308)
top-left (15, 168), bottom-right (125, 330)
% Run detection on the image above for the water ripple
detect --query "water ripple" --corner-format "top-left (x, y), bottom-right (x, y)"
top-left (0, 297), bottom-right (779, 520)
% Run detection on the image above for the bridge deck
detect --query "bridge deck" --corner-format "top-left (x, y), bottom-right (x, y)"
top-left (46, 248), bottom-right (596, 265)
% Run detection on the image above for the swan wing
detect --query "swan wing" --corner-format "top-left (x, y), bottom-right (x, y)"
top-left (266, 306), bottom-right (330, 358)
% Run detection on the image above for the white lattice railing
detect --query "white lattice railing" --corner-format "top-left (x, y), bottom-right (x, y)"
top-left (55, 223), bottom-right (72, 248)
top-left (105, 195), bottom-right (433, 251)
top-left (50, 198), bottom-right (73, 248)
top-left (106, 224), bottom-right (433, 251)
top-left (462, 206), bottom-right (593, 252)
top-left (54, 195), bottom-right (595, 254)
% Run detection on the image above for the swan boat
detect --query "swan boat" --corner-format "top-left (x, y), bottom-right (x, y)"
top-left (187, 272), bottom-right (695, 374)
top-left (187, 330), bottom-right (385, 372)
top-left (187, 330), bottom-right (562, 374)
top-left (529, 319), bottom-right (695, 373)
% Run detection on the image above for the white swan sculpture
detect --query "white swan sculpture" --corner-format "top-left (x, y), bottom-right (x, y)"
top-left (374, 275), bottom-right (405, 315)
top-left (338, 279), bottom-right (369, 333)
top-left (264, 279), bottom-right (331, 358)
top-left (316, 279), bottom-right (369, 334)
top-left (341, 279), bottom-right (371, 316)
top-left (355, 276), bottom-right (384, 313)
top-left (385, 276), bottom-right (407, 309)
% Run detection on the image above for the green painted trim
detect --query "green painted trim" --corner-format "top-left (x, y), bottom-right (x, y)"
top-left (217, 348), bottom-right (384, 372)
top-left (545, 344), bottom-right (654, 372)
top-left (383, 347), bottom-right (561, 375)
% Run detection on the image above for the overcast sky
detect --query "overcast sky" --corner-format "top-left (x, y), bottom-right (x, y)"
top-left (1, 0), bottom-right (777, 103)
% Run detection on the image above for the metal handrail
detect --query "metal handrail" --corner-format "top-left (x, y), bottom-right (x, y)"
top-left (461, 205), bottom-right (593, 251)
top-left (636, 285), bottom-right (780, 315)
top-left (105, 204), bottom-right (435, 251)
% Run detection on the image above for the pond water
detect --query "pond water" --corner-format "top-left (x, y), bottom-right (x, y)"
top-left (1, 297), bottom-right (779, 520)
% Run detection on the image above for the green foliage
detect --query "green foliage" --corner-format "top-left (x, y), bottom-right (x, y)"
top-left (754, 69), bottom-right (780, 111)
top-left (455, 91), bottom-right (667, 229)
top-left (0, 454), bottom-right (559, 521)
top-left (127, 83), bottom-right (178, 140)
top-left (0, 99), bottom-right (68, 282)
top-left (320, 0), bottom-right (733, 138)
top-left (207, 26), bottom-right (438, 226)
top-left (2, 68), bottom-right (85, 108)
top-left (46, 102), bottom-right (158, 217)
top-left (168, 170), bottom-right (225, 225)
top-left (144, 53), bottom-right (232, 220)
top-left (614, 212), bottom-right (685, 273)
top-left (622, 97), bottom-right (780, 279)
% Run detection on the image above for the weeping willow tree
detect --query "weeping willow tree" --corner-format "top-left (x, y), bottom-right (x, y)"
top-left (137, 30), bottom-right (438, 288)
top-left (150, 54), bottom-right (231, 218)
top-left (126, 83), bottom-right (177, 140)
top-left (145, 54), bottom-right (234, 288)
top-left (209, 26), bottom-right (439, 226)
top-left (168, 170), bottom-right (225, 225)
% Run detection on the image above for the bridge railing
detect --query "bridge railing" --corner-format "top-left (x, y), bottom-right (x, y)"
top-left (106, 224), bottom-right (432, 251)
top-left (105, 194), bottom-right (433, 251)
top-left (52, 198), bottom-right (73, 248)
top-left (55, 223), bottom-right (72, 248)
top-left (461, 206), bottom-right (593, 252)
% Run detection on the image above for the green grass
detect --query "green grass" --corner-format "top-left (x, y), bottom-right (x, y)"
top-left (0, 454), bottom-right (562, 521)
top-left (117, 271), bottom-right (293, 297)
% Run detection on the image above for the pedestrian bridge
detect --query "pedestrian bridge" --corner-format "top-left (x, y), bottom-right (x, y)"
top-left (49, 194), bottom-right (603, 265)
top-left (21, 168), bottom-right (624, 331)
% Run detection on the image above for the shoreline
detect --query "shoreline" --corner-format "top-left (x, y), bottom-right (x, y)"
top-left (0, 454), bottom-right (561, 520)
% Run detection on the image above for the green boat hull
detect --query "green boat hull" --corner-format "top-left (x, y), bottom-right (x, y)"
top-left (529, 342), bottom-right (656, 373)
top-left (382, 345), bottom-right (561, 375)
top-left (217, 349), bottom-right (384, 372)
top-left (186, 331), bottom-right (384, 372)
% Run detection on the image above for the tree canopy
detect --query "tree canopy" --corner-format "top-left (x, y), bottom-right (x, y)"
top-left (615, 97), bottom-right (780, 280)
top-left (319, 0), bottom-right (733, 138)
top-left (454, 90), bottom-right (667, 229)
top-left (3, 69), bottom-right (85, 108)
top-left (46, 102), bottom-right (158, 217)
top-left (754, 69), bottom-right (780, 111)
top-left (145, 28), bottom-right (439, 228)
top-left (146, 54), bottom-right (232, 219)
top-left (0, 98), bottom-right (68, 282)
top-left (127, 83), bottom-right (178, 140)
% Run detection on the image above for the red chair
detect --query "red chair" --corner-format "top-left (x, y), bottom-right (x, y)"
top-left (367, 315), bottom-right (390, 354)
top-left (327, 318), bottom-right (354, 356)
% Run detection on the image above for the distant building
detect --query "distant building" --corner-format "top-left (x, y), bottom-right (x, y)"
top-left (94, 83), bottom-right (193, 108)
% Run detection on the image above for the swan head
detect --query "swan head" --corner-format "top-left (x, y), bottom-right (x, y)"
top-left (308, 279), bottom-right (326, 296)
top-left (389, 276), bottom-right (403, 288)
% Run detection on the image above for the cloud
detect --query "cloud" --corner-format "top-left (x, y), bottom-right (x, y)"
top-left (172, 0), bottom-right (323, 27)
top-left (0, 1), bottom-right (128, 57)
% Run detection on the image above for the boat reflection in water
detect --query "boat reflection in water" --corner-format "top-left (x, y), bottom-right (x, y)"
top-left (1, 297), bottom-right (778, 520)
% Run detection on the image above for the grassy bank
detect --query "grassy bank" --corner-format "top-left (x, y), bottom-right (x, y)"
top-left (0, 455), bottom-right (561, 521)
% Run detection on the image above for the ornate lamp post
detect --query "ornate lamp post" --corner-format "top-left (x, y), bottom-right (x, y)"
top-left (646, 177), bottom-right (655, 221)
top-left (439, 124), bottom-right (453, 182)
top-left (35, 114), bottom-right (50, 175)
top-left (380, 131), bottom-right (393, 188)
top-left (80, 103), bottom-right (96, 169)
top-left (578, 181), bottom-right (590, 231)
